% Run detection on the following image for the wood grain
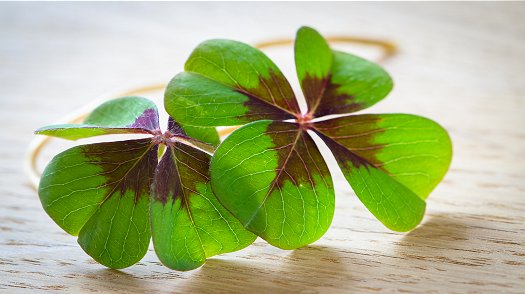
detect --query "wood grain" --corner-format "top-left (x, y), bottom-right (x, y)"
top-left (1, 2), bottom-right (524, 293)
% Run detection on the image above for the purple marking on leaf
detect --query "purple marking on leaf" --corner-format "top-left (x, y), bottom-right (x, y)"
top-left (152, 142), bottom-right (211, 205)
top-left (236, 69), bottom-right (301, 118)
top-left (167, 117), bottom-right (186, 136)
top-left (129, 108), bottom-right (160, 130)
top-left (153, 147), bottom-right (183, 205)
top-left (312, 115), bottom-right (385, 170)
top-left (81, 139), bottom-right (158, 204)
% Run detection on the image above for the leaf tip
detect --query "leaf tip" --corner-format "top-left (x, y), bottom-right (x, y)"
top-left (157, 256), bottom-right (206, 271)
top-left (297, 25), bottom-right (317, 34)
top-left (390, 202), bottom-right (427, 233)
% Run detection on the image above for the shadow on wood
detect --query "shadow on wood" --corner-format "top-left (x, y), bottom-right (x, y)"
top-left (394, 213), bottom-right (493, 267)
top-left (180, 245), bottom-right (351, 292)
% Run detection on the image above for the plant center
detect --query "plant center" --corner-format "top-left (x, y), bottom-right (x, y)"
top-left (296, 113), bottom-right (313, 128)
top-left (151, 130), bottom-right (173, 145)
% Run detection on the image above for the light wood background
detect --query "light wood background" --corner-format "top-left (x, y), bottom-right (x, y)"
top-left (1, 2), bottom-right (524, 293)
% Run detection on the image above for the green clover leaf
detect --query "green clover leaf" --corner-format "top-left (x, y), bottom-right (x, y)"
top-left (165, 26), bottom-right (452, 249)
top-left (36, 97), bottom-right (255, 270)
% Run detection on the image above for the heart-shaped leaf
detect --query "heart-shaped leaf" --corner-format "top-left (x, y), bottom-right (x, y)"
top-left (294, 27), bottom-right (393, 118)
top-left (210, 120), bottom-right (334, 249)
top-left (313, 114), bottom-right (451, 231)
top-left (164, 39), bottom-right (299, 127)
top-left (151, 119), bottom-right (255, 270)
top-left (39, 139), bottom-right (157, 268)
top-left (36, 96), bottom-right (160, 140)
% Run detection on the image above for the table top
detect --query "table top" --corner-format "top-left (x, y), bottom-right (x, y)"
top-left (1, 2), bottom-right (524, 293)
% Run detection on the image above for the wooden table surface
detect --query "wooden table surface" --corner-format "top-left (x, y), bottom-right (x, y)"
top-left (1, 2), bottom-right (524, 293)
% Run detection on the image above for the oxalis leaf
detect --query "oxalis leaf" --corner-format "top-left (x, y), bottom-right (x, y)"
top-left (151, 118), bottom-right (255, 270)
top-left (36, 97), bottom-right (255, 270)
top-left (165, 26), bottom-right (452, 249)
top-left (210, 120), bottom-right (334, 249)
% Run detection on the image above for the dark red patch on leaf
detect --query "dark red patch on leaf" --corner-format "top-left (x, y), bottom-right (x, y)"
top-left (312, 115), bottom-right (385, 170)
top-left (301, 74), bottom-right (330, 114)
top-left (263, 121), bottom-right (330, 191)
top-left (152, 147), bottom-right (182, 205)
top-left (316, 132), bottom-right (372, 169)
top-left (299, 74), bottom-right (364, 118)
top-left (237, 70), bottom-right (301, 120)
top-left (167, 117), bottom-right (187, 136)
top-left (240, 93), bottom-right (297, 121)
top-left (128, 108), bottom-right (160, 131)
top-left (311, 82), bottom-right (363, 118)
top-left (152, 142), bottom-right (211, 206)
top-left (81, 139), bottom-right (158, 204)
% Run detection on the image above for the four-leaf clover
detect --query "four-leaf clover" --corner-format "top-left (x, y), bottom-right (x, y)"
top-left (165, 26), bottom-right (452, 249)
top-left (36, 97), bottom-right (255, 270)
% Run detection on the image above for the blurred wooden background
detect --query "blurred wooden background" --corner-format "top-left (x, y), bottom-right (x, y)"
top-left (1, 2), bottom-right (524, 293)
